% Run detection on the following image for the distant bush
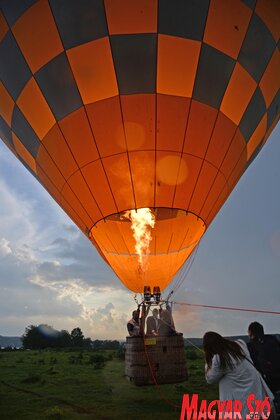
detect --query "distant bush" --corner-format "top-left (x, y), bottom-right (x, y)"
top-left (186, 349), bottom-right (200, 360)
top-left (88, 354), bottom-right (106, 369)
top-left (45, 406), bottom-right (64, 419)
top-left (68, 355), bottom-right (83, 365)
top-left (92, 340), bottom-right (120, 350)
top-left (115, 346), bottom-right (126, 360)
top-left (22, 373), bottom-right (42, 384)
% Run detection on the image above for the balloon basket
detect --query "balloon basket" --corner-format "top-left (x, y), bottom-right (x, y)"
top-left (125, 334), bottom-right (188, 386)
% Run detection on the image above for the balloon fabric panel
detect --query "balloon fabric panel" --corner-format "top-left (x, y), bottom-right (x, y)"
top-left (0, 1), bottom-right (279, 292)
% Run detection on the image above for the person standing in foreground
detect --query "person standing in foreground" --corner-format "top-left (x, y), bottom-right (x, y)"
top-left (203, 331), bottom-right (276, 419)
top-left (247, 322), bottom-right (280, 393)
top-left (127, 310), bottom-right (141, 337)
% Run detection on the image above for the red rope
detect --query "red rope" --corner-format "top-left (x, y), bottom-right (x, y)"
top-left (174, 301), bottom-right (280, 315)
top-left (142, 334), bottom-right (179, 409)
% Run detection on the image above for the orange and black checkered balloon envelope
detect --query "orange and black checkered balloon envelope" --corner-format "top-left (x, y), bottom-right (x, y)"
top-left (0, 1), bottom-right (279, 293)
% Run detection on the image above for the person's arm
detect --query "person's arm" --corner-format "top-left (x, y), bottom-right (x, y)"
top-left (127, 322), bottom-right (134, 336)
top-left (205, 355), bottom-right (225, 384)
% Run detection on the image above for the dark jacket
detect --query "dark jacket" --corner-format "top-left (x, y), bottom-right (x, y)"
top-left (247, 335), bottom-right (280, 392)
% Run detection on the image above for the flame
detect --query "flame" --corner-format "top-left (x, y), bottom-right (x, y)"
top-left (124, 208), bottom-right (155, 271)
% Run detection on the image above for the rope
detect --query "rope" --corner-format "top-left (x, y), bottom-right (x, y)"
top-left (184, 338), bottom-right (204, 354)
top-left (169, 243), bottom-right (200, 297)
top-left (142, 335), bottom-right (179, 409)
top-left (173, 301), bottom-right (280, 315)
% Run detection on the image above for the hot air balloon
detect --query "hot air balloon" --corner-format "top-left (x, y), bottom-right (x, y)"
top-left (0, 0), bottom-right (279, 295)
top-left (0, 0), bottom-right (279, 387)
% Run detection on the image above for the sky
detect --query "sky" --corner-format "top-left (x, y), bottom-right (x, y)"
top-left (0, 124), bottom-right (279, 340)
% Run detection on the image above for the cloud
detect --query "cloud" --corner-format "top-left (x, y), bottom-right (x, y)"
top-left (0, 238), bottom-right (12, 256)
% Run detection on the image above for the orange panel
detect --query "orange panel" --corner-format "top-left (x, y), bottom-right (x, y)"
top-left (102, 153), bottom-right (135, 212)
top-left (199, 171), bottom-right (228, 220)
top-left (205, 112), bottom-right (237, 169)
top-left (180, 215), bottom-right (206, 249)
top-left (99, 237), bottom-right (200, 292)
top-left (204, 0), bottom-right (252, 59)
top-left (220, 63), bottom-right (257, 125)
top-left (0, 11), bottom-right (8, 43)
top-left (67, 171), bottom-right (103, 222)
top-left (36, 145), bottom-right (65, 190)
top-left (67, 37), bottom-right (118, 104)
top-left (247, 114), bottom-right (267, 160)
top-left (12, 0), bottom-right (63, 73)
top-left (42, 124), bottom-right (78, 180)
top-left (205, 185), bottom-right (229, 226)
top-left (58, 194), bottom-right (87, 234)
top-left (228, 152), bottom-right (246, 189)
top-left (220, 129), bottom-right (246, 180)
top-left (116, 222), bottom-right (136, 253)
top-left (94, 222), bottom-right (130, 254)
top-left (81, 160), bottom-right (118, 216)
top-left (184, 100), bottom-right (218, 158)
top-left (61, 183), bottom-right (94, 228)
top-left (36, 167), bottom-right (65, 213)
top-left (86, 97), bottom-right (126, 157)
top-left (173, 154), bottom-right (202, 210)
top-left (121, 94), bottom-right (155, 151)
top-left (0, 81), bottom-right (14, 125)
top-left (263, 114), bottom-right (280, 144)
top-left (157, 35), bottom-right (201, 97)
top-left (169, 220), bottom-right (189, 252)
top-left (259, 49), bottom-right (280, 108)
top-left (17, 78), bottom-right (55, 139)
top-left (129, 150), bottom-right (155, 208)
top-left (153, 219), bottom-right (174, 254)
top-left (188, 161), bottom-right (218, 215)
top-left (256, 0), bottom-right (280, 42)
top-left (157, 94), bottom-right (190, 152)
top-left (59, 108), bottom-right (99, 168)
top-left (158, 153), bottom-right (189, 187)
top-left (38, 169), bottom-right (60, 199)
top-left (12, 133), bottom-right (37, 174)
top-left (155, 151), bottom-right (178, 208)
top-left (104, 0), bottom-right (157, 34)
top-left (91, 224), bottom-right (116, 253)
top-left (91, 210), bottom-right (206, 292)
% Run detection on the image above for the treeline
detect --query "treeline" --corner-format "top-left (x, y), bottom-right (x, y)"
top-left (21, 324), bottom-right (121, 350)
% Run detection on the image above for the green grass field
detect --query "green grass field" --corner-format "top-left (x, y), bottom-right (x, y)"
top-left (0, 348), bottom-right (218, 420)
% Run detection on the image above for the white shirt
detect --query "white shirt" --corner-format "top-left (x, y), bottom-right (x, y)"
top-left (205, 340), bottom-right (274, 419)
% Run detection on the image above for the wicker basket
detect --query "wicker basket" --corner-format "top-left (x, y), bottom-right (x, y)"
top-left (125, 334), bottom-right (188, 385)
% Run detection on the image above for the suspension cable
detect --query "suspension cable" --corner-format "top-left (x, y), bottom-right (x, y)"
top-left (166, 243), bottom-right (200, 300)
top-left (173, 301), bottom-right (280, 315)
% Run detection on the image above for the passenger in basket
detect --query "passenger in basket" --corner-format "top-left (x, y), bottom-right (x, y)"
top-left (158, 309), bottom-right (177, 336)
top-left (127, 310), bottom-right (140, 337)
top-left (146, 309), bottom-right (159, 336)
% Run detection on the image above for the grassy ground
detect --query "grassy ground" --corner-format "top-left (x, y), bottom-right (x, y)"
top-left (0, 348), bottom-right (218, 420)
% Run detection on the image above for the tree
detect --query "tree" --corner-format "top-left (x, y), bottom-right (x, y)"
top-left (70, 327), bottom-right (84, 347)
top-left (57, 330), bottom-right (72, 348)
top-left (22, 324), bottom-right (59, 349)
